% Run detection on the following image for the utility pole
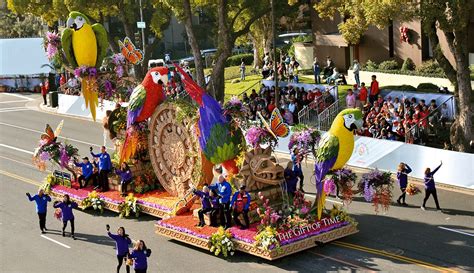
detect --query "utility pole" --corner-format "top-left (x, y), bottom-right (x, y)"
top-left (138, 0), bottom-right (146, 57)
top-left (271, 0), bottom-right (279, 108)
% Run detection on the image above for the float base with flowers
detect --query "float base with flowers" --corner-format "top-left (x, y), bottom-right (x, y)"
top-left (155, 187), bottom-right (359, 260)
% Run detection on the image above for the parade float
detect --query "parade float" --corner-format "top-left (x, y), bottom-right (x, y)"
top-left (35, 11), bottom-right (397, 260)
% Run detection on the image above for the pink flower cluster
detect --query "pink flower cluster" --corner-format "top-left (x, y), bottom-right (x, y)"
top-left (245, 126), bottom-right (271, 148)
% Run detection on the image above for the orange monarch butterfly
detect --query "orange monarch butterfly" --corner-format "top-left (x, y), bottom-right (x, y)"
top-left (41, 120), bottom-right (63, 145)
top-left (118, 37), bottom-right (144, 65)
top-left (257, 109), bottom-right (290, 138)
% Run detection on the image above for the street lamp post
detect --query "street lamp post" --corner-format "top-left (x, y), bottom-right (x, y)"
top-left (138, 0), bottom-right (146, 57)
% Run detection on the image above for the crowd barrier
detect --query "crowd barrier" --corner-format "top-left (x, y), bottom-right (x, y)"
top-left (272, 132), bottom-right (473, 189)
top-left (57, 94), bottom-right (116, 121)
top-left (261, 80), bottom-right (338, 99)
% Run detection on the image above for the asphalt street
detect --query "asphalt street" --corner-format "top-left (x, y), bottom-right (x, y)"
top-left (0, 92), bottom-right (473, 273)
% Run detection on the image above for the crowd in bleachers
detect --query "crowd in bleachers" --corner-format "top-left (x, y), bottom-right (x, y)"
top-left (241, 84), bottom-right (335, 125)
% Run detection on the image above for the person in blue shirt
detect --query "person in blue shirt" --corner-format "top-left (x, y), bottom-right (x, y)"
top-left (422, 161), bottom-right (442, 211)
top-left (116, 162), bottom-right (133, 197)
top-left (90, 146), bottom-right (112, 191)
top-left (231, 185), bottom-right (251, 230)
top-left (107, 224), bottom-right (132, 273)
top-left (26, 189), bottom-right (51, 234)
top-left (396, 162), bottom-right (412, 206)
top-left (74, 157), bottom-right (95, 188)
top-left (53, 194), bottom-right (78, 239)
top-left (209, 175), bottom-right (232, 229)
top-left (291, 149), bottom-right (304, 192)
top-left (128, 240), bottom-right (152, 273)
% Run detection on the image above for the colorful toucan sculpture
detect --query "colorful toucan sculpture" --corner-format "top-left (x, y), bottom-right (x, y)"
top-left (174, 65), bottom-right (243, 174)
top-left (314, 108), bottom-right (363, 219)
top-left (61, 11), bottom-right (108, 121)
top-left (120, 67), bottom-right (169, 163)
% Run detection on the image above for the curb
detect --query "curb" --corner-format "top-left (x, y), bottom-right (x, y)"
top-left (33, 98), bottom-right (101, 123)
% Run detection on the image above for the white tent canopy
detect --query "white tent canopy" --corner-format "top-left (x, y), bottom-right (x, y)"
top-left (0, 38), bottom-right (51, 76)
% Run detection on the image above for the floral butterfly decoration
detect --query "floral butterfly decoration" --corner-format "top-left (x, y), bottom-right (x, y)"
top-left (118, 37), bottom-right (144, 65)
top-left (257, 108), bottom-right (290, 139)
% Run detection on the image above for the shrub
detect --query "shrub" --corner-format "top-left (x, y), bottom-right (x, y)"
top-left (417, 83), bottom-right (439, 92)
top-left (416, 60), bottom-right (445, 76)
top-left (401, 58), bottom-right (416, 71)
top-left (378, 60), bottom-right (400, 70)
top-left (364, 59), bottom-right (378, 70)
top-left (226, 53), bottom-right (253, 67)
top-left (380, 85), bottom-right (416, 91)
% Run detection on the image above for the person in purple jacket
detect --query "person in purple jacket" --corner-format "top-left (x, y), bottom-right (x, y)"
top-left (396, 162), bottom-right (412, 206)
top-left (193, 184), bottom-right (214, 227)
top-left (53, 194), bottom-right (78, 239)
top-left (107, 224), bottom-right (132, 273)
top-left (128, 240), bottom-right (152, 273)
top-left (421, 161), bottom-right (442, 211)
top-left (26, 189), bottom-right (51, 234)
top-left (116, 162), bottom-right (133, 197)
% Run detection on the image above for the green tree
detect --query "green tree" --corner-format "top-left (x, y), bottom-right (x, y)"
top-left (306, 0), bottom-right (472, 152)
top-left (0, 9), bottom-right (45, 38)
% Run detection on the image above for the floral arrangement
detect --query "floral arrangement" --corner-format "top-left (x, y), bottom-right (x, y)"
top-left (325, 168), bottom-right (357, 204)
top-left (54, 208), bottom-right (62, 221)
top-left (43, 31), bottom-right (63, 69)
top-left (358, 169), bottom-right (394, 213)
top-left (111, 53), bottom-right (127, 78)
top-left (40, 173), bottom-right (57, 194)
top-left (406, 183), bottom-right (421, 196)
top-left (329, 205), bottom-right (358, 228)
top-left (33, 141), bottom-right (78, 172)
top-left (254, 226), bottom-right (281, 252)
top-left (133, 169), bottom-right (158, 194)
top-left (118, 193), bottom-right (141, 218)
top-left (288, 125), bottom-right (321, 164)
top-left (74, 66), bottom-right (98, 78)
top-left (223, 96), bottom-right (247, 121)
top-left (82, 191), bottom-right (105, 213)
top-left (209, 227), bottom-right (235, 257)
top-left (245, 126), bottom-right (276, 148)
top-left (255, 192), bottom-right (280, 228)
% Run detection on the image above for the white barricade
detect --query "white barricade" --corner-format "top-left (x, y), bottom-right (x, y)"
top-left (57, 94), bottom-right (116, 121)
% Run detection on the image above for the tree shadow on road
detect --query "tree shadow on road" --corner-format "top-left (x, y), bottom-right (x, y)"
top-left (72, 232), bottom-right (117, 247)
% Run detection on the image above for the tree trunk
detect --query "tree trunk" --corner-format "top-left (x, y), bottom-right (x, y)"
top-left (251, 35), bottom-right (262, 68)
top-left (209, 0), bottom-right (232, 101)
top-left (182, 0), bottom-right (206, 88)
top-left (449, 29), bottom-right (472, 152)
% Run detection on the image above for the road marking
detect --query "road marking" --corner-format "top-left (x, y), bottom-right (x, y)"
top-left (1, 93), bottom-right (35, 101)
top-left (438, 226), bottom-right (474, 237)
top-left (0, 122), bottom-right (112, 149)
top-left (332, 241), bottom-right (457, 273)
top-left (0, 144), bottom-right (34, 155)
top-left (0, 100), bottom-right (29, 104)
top-left (308, 250), bottom-right (374, 271)
top-left (40, 235), bottom-right (71, 249)
top-left (0, 155), bottom-right (41, 170)
top-left (0, 108), bottom-right (31, 113)
top-left (0, 169), bottom-right (40, 186)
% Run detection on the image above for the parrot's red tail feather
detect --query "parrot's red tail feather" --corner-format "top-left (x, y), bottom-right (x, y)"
top-left (120, 128), bottom-right (139, 165)
top-left (221, 159), bottom-right (239, 175)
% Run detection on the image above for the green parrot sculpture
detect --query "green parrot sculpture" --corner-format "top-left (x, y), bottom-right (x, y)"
top-left (61, 11), bottom-right (108, 68)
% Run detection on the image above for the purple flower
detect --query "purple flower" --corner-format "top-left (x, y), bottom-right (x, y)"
top-left (323, 178), bottom-right (336, 195)
top-left (116, 66), bottom-right (124, 78)
top-left (245, 126), bottom-right (269, 148)
top-left (300, 206), bottom-right (309, 214)
top-left (270, 212), bottom-right (280, 224)
top-left (364, 182), bottom-right (374, 202)
top-left (39, 151), bottom-right (50, 161)
top-left (88, 67), bottom-right (97, 77)
top-left (104, 80), bottom-right (114, 97)
top-left (74, 68), bottom-right (82, 78)
top-left (59, 147), bottom-right (70, 169)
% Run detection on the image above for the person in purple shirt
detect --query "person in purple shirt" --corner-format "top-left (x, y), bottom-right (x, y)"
top-left (90, 146), bottom-right (112, 191)
top-left (193, 184), bottom-right (213, 227)
top-left (128, 240), bottom-right (152, 273)
top-left (26, 189), bottom-right (51, 234)
top-left (116, 162), bottom-right (133, 197)
top-left (107, 224), bottom-right (132, 273)
top-left (53, 194), bottom-right (78, 239)
top-left (396, 162), bottom-right (412, 206)
top-left (284, 161), bottom-right (298, 198)
top-left (421, 161), bottom-right (442, 211)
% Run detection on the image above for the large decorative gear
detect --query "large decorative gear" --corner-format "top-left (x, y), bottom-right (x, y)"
top-left (148, 103), bottom-right (212, 197)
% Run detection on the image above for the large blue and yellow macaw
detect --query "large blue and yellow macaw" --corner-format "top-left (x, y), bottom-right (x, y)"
top-left (314, 108), bottom-right (363, 219)
top-left (61, 11), bottom-right (108, 121)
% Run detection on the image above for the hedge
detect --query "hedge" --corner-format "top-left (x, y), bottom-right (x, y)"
top-left (226, 53), bottom-right (253, 67)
